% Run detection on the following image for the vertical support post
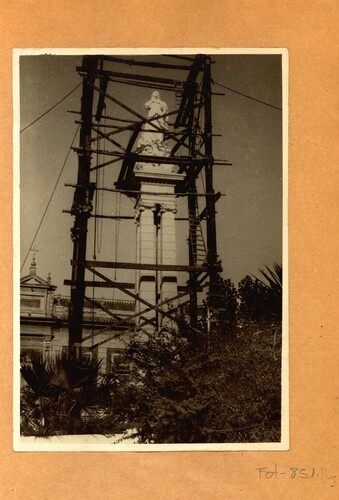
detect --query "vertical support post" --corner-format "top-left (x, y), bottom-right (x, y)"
top-left (154, 203), bottom-right (161, 330)
top-left (69, 56), bottom-right (98, 353)
top-left (203, 56), bottom-right (220, 313)
top-left (188, 186), bottom-right (198, 329)
top-left (187, 86), bottom-right (199, 329)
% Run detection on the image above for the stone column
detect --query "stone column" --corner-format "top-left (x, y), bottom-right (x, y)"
top-left (159, 206), bottom-right (178, 329)
top-left (135, 210), bottom-right (141, 318)
top-left (134, 166), bottom-right (184, 332)
top-left (135, 197), bottom-right (157, 330)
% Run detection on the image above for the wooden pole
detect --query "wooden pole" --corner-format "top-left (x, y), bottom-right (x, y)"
top-left (68, 56), bottom-right (98, 353)
top-left (203, 56), bottom-right (221, 314)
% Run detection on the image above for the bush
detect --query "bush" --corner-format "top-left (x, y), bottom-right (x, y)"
top-left (238, 263), bottom-right (282, 322)
top-left (117, 321), bottom-right (282, 443)
top-left (20, 351), bottom-right (124, 436)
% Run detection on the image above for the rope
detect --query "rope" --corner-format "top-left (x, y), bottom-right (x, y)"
top-left (200, 166), bottom-right (206, 194)
top-left (21, 125), bottom-right (80, 273)
top-left (97, 157), bottom-right (104, 254)
top-left (20, 82), bottom-right (82, 133)
top-left (112, 192), bottom-right (121, 302)
top-left (212, 80), bottom-right (282, 111)
top-left (93, 143), bottom-right (99, 260)
top-left (97, 109), bottom-right (107, 255)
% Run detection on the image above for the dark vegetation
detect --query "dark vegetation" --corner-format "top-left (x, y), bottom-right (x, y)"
top-left (20, 352), bottom-right (130, 436)
top-left (21, 264), bottom-right (283, 443)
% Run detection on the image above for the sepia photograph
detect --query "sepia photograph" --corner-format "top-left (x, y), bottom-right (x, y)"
top-left (14, 49), bottom-right (287, 451)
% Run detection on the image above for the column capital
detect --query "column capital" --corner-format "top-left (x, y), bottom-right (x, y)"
top-left (134, 204), bottom-right (145, 225)
top-left (135, 199), bottom-right (155, 211)
top-left (161, 204), bottom-right (177, 215)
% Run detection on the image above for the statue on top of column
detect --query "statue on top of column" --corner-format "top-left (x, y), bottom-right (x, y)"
top-left (145, 91), bottom-right (169, 131)
top-left (136, 90), bottom-right (171, 158)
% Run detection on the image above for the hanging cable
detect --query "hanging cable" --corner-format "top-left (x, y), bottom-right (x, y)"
top-left (115, 193), bottom-right (121, 257)
top-left (96, 108), bottom-right (106, 255)
top-left (112, 191), bottom-right (121, 303)
top-left (97, 151), bottom-right (104, 254)
top-left (91, 111), bottom-right (106, 337)
top-left (91, 141), bottom-right (100, 341)
top-left (21, 125), bottom-right (80, 273)
top-left (20, 82), bottom-right (82, 133)
top-left (93, 141), bottom-right (99, 260)
top-left (91, 107), bottom-right (108, 336)
top-left (212, 80), bottom-right (282, 111)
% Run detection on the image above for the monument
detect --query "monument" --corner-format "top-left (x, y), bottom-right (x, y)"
top-left (134, 91), bottom-right (184, 331)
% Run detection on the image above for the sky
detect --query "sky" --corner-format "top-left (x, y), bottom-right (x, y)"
top-left (18, 51), bottom-right (283, 298)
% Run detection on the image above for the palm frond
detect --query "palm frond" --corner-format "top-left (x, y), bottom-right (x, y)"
top-left (256, 263), bottom-right (282, 297)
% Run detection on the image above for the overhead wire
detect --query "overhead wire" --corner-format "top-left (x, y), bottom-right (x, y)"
top-left (21, 124), bottom-right (80, 272)
top-left (91, 144), bottom-right (99, 341)
top-left (112, 189), bottom-right (122, 304)
top-left (93, 141), bottom-right (99, 260)
top-left (98, 106), bottom-right (107, 255)
top-left (90, 58), bottom-right (106, 341)
top-left (20, 72), bottom-right (280, 136)
top-left (20, 81), bottom-right (82, 133)
top-left (92, 111), bottom-right (106, 334)
top-left (97, 124), bottom-right (105, 255)
top-left (212, 80), bottom-right (282, 111)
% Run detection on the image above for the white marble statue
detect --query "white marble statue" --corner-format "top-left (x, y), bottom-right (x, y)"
top-left (145, 91), bottom-right (169, 132)
top-left (136, 91), bottom-right (171, 157)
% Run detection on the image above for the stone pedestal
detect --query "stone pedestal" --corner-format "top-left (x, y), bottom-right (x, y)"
top-left (134, 165), bottom-right (184, 331)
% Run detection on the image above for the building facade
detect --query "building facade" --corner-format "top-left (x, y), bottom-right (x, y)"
top-left (20, 256), bottom-right (135, 374)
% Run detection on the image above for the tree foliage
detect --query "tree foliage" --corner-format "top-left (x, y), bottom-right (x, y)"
top-left (20, 351), bottom-right (127, 436)
top-left (219, 278), bottom-right (238, 329)
top-left (118, 265), bottom-right (283, 443)
top-left (238, 263), bottom-right (282, 321)
top-left (117, 318), bottom-right (281, 444)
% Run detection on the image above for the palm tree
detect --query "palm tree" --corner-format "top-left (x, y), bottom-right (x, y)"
top-left (258, 263), bottom-right (282, 296)
top-left (256, 262), bottom-right (283, 319)
top-left (20, 351), bottom-right (118, 436)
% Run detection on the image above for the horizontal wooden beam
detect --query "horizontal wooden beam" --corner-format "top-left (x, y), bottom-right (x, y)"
top-left (63, 210), bottom-right (134, 220)
top-left (72, 147), bottom-right (208, 166)
top-left (77, 66), bottom-right (185, 86)
top-left (63, 211), bottom-right (203, 221)
top-left (65, 184), bottom-right (224, 197)
top-left (64, 279), bottom-right (202, 293)
top-left (73, 260), bottom-right (222, 273)
top-left (68, 110), bottom-right (136, 124)
top-left (91, 56), bottom-right (193, 71)
top-left (64, 279), bottom-right (135, 289)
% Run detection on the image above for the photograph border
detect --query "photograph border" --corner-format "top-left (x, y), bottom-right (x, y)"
top-left (13, 47), bottom-right (289, 452)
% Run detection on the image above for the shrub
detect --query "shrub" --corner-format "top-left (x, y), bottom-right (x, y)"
top-left (117, 321), bottom-right (281, 443)
top-left (20, 351), bottom-right (122, 436)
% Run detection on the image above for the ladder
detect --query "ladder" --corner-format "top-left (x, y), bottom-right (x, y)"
top-left (188, 200), bottom-right (207, 267)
